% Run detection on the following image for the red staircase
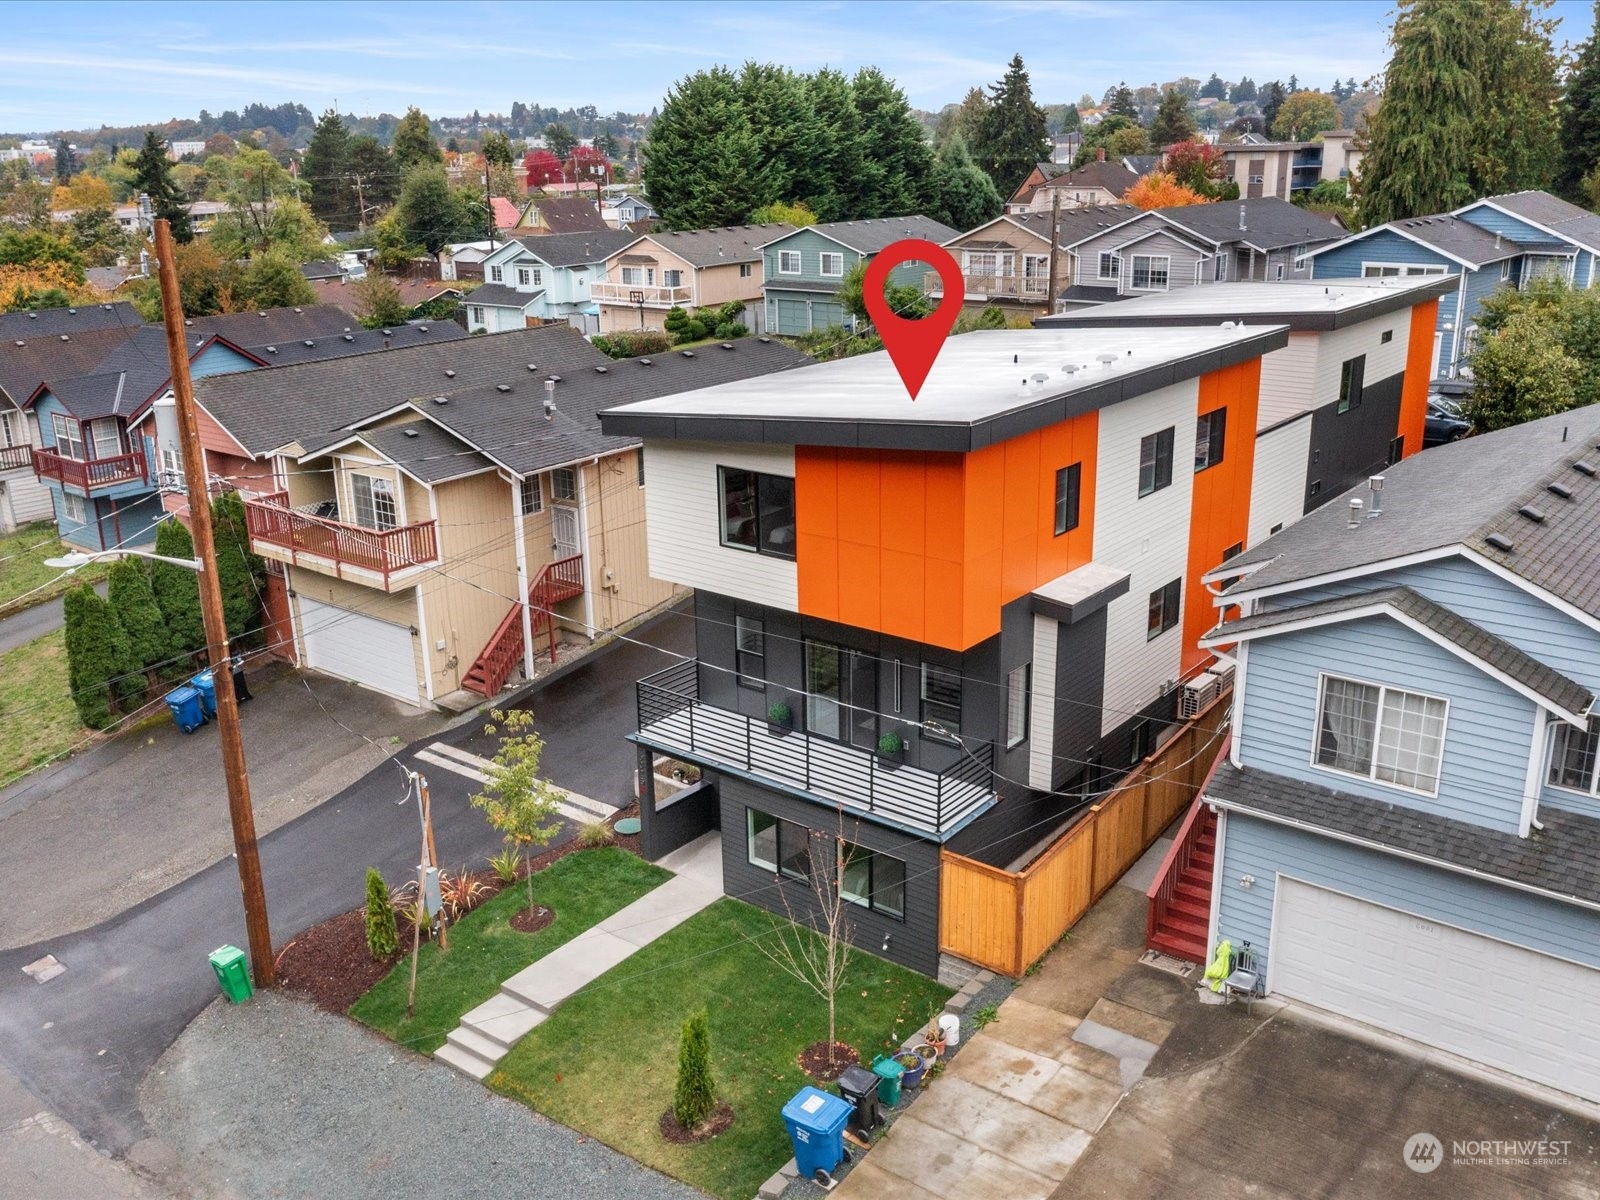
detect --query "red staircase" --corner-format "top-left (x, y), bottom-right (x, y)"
top-left (461, 555), bottom-right (584, 697)
top-left (1146, 799), bottom-right (1218, 963)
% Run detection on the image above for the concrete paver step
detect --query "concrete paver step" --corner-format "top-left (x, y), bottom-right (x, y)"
top-left (434, 1042), bottom-right (494, 1081)
top-left (463, 994), bottom-right (549, 1048)
top-left (445, 1025), bottom-right (508, 1067)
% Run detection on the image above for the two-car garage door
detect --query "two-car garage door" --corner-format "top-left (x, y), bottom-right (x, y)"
top-left (1272, 879), bottom-right (1600, 1101)
top-left (298, 596), bottom-right (419, 704)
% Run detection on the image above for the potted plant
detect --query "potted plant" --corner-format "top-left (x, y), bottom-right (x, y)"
top-left (914, 1042), bottom-right (939, 1075)
top-left (923, 1023), bottom-right (948, 1057)
top-left (767, 701), bottom-right (793, 736)
top-left (876, 731), bottom-right (904, 768)
top-left (896, 1049), bottom-right (926, 1089)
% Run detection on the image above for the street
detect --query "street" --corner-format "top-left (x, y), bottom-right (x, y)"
top-left (0, 603), bottom-right (693, 1157)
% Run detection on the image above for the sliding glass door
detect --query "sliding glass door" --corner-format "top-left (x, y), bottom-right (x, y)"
top-left (804, 641), bottom-right (878, 750)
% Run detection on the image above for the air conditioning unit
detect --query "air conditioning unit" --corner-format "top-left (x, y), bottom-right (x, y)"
top-left (1210, 659), bottom-right (1236, 691)
top-left (1179, 671), bottom-right (1222, 719)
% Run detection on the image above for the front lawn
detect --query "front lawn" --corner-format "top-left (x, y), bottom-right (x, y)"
top-left (0, 631), bottom-right (82, 787)
top-left (489, 898), bottom-right (953, 1200)
top-left (0, 522), bottom-right (109, 615)
top-left (350, 847), bottom-right (671, 1053)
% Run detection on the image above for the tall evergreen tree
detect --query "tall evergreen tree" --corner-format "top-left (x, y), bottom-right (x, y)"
top-left (1149, 88), bottom-right (1198, 148)
top-left (1107, 82), bottom-right (1140, 120)
top-left (1361, 0), bottom-right (1560, 225)
top-left (974, 55), bottom-right (1050, 197)
top-left (805, 68), bottom-right (868, 222)
top-left (303, 109), bottom-right (354, 229)
top-left (851, 66), bottom-right (934, 217)
top-left (643, 67), bottom-right (769, 228)
top-left (54, 139), bottom-right (73, 182)
top-left (926, 137), bottom-right (1003, 230)
top-left (1557, 0), bottom-right (1600, 201)
top-left (133, 131), bottom-right (192, 242)
top-left (346, 135), bottom-right (396, 211)
top-left (392, 107), bottom-right (442, 173)
top-left (1258, 81), bottom-right (1288, 133)
top-left (542, 123), bottom-right (578, 162)
top-left (210, 490), bottom-right (266, 640)
top-left (1230, 76), bottom-right (1258, 103)
top-left (63, 582), bottom-right (135, 728)
top-left (150, 518), bottom-right (204, 661)
top-left (106, 558), bottom-right (165, 675)
top-left (739, 62), bottom-right (821, 213)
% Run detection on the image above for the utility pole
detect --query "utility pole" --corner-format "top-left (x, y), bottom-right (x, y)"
top-left (1047, 188), bottom-right (1062, 315)
top-left (153, 218), bottom-right (275, 988)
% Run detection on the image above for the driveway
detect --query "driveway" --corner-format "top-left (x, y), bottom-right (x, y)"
top-left (0, 581), bottom-right (106, 655)
top-left (0, 604), bottom-right (694, 1158)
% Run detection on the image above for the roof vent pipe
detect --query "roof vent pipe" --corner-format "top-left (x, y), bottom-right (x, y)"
top-left (1368, 474), bottom-right (1384, 517)
top-left (1239, 204), bottom-right (1247, 232)
top-left (1347, 497), bottom-right (1363, 528)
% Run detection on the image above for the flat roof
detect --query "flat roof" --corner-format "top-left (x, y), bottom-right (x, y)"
top-left (1036, 276), bottom-right (1457, 333)
top-left (600, 325), bottom-right (1289, 452)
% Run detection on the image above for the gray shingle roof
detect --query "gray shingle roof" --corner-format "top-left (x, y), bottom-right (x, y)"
top-left (1011, 203), bottom-right (1144, 248)
top-left (1219, 406), bottom-right (1600, 620)
top-left (1157, 197), bottom-right (1346, 252)
top-left (1208, 760), bottom-right (1600, 907)
top-left (523, 197), bottom-right (609, 234)
top-left (1388, 214), bottom-right (1532, 266)
top-left (467, 283), bottom-right (542, 308)
top-left (1481, 191), bottom-right (1600, 255)
top-left (0, 302), bottom-right (140, 341)
top-left (629, 223), bottom-right (795, 268)
top-left (1208, 585), bottom-right (1594, 717)
top-left (231, 320), bottom-right (466, 369)
top-left (354, 421), bottom-right (491, 482)
top-left (1039, 159), bottom-right (1140, 198)
top-left (194, 324), bottom-right (611, 456)
top-left (187, 304), bottom-right (357, 345)
top-left (508, 229), bottom-right (637, 268)
top-left (298, 260), bottom-right (343, 281)
top-left (768, 215), bottom-right (960, 254)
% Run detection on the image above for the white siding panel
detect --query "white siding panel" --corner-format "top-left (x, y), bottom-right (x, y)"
top-left (1092, 378), bottom-right (1197, 736)
top-left (1313, 313), bottom-right (1409, 397)
top-left (1247, 416), bottom-right (1311, 547)
top-left (1, 473), bottom-right (54, 526)
top-left (1028, 614), bottom-right (1059, 789)
top-left (643, 439), bottom-right (798, 611)
top-left (1256, 334), bottom-right (1319, 430)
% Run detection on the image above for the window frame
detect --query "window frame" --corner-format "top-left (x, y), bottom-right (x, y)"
top-left (1005, 663), bottom-right (1029, 749)
top-left (1549, 717), bottom-right (1600, 796)
top-left (517, 267), bottom-right (531, 287)
top-left (919, 663), bottom-right (962, 742)
top-left (519, 475), bottom-right (542, 515)
top-left (1214, 254), bottom-right (1226, 281)
top-left (1194, 408), bottom-right (1226, 472)
top-left (715, 466), bottom-right (797, 561)
top-left (60, 490), bottom-right (87, 524)
top-left (818, 251), bottom-right (845, 277)
top-left (89, 419), bottom-right (123, 460)
top-left (349, 471), bottom-right (399, 531)
top-left (1138, 427), bottom-right (1175, 497)
top-left (51, 413), bottom-right (85, 461)
top-left (1097, 252), bottom-right (1120, 280)
top-left (551, 466), bottom-right (577, 502)
top-left (1337, 355), bottom-right (1365, 414)
top-left (838, 839), bottom-right (906, 919)
top-left (778, 250), bottom-right (803, 275)
top-left (739, 262), bottom-right (752, 278)
top-left (636, 448), bottom-right (645, 487)
top-left (1129, 254), bottom-right (1171, 291)
top-left (1053, 463), bottom-right (1081, 535)
top-left (735, 615), bottom-right (765, 690)
top-left (1312, 671), bottom-right (1450, 797)
top-left (746, 807), bottom-right (811, 880)
top-left (489, 265), bottom-right (503, 282)
top-left (1146, 578), bottom-right (1181, 641)
top-left (662, 268), bottom-right (683, 288)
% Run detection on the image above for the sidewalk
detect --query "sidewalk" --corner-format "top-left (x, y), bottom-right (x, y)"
top-left (435, 833), bottom-right (725, 1079)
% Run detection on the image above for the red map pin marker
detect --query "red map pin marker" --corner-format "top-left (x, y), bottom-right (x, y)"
top-left (863, 238), bottom-right (966, 400)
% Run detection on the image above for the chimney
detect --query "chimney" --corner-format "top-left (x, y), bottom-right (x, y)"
top-left (1096, 147), bottom-right (1106, 162)
top-left (1239, 204), bottom-right (1247, 232)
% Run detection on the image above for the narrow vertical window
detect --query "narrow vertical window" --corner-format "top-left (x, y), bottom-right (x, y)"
top-left (1054, 463), bottom-right (1081, 535)
top-left (1006, 664), bottom-right (1029, 748)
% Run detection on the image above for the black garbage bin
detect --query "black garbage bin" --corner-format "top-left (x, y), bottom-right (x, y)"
top-left (837, 1063), bottom-right (882, 1136)
top-left (231, 657), bottom-right (252, 703)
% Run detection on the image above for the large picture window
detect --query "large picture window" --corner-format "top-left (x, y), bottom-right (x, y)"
top-left (717, 467), bottom-right (796, 559)
top-left (350, 473), bottom-right (397, 531)
top-left (920, 664), bottom-right (962, 740)
top-left (839, 841), bottom-right (906, 918)
top-left (1550, 717), bottom-right (1600, 794)
top-left (747, 808), bottom-right (812, 880)
top-left (1130, 255), bottom-right (1170, 290)
top-left (1139, 427), bottom-right (1175, 497)
top-left (1316, 674), bottom-right (1448, 794)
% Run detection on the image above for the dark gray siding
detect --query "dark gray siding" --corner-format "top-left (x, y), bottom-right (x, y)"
top-left (636, 743), bottom-right (720, 861)
top-left (1053, 608), bottom-right (1108, 790)
top-left (716, 772), bottom-right (943, 976)
top-left (1304, 368), bottom-right (1404, 514)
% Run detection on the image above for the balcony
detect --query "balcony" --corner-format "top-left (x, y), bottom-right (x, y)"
top-left (590, 281), bottom-right (695, 307)
top-left (635, 660), bottom-right (996, 839)
top-left (925, 271), bottom-right (1050, 302)
top-left (32, 446), bottom-right (148, 491)
top-left (244, 491), bottom-right (439, 588)
top-left (0, 443), bottom-right (32, 471)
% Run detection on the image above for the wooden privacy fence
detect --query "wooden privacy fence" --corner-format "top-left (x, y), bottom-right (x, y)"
top-left (938, 688), bottom-right (1232, 977)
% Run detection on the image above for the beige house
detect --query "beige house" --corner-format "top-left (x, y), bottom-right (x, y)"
top-left (591, 223), bottom-right (793, 334)
top-left (1219, 131), bottom-right (1362, 200)
top-left (931, 206), bottom-right (1142, 316)
top-left (1010, 155), bottom-right (1139, 214)
top-left (193, 325), bottom-right (808, 708)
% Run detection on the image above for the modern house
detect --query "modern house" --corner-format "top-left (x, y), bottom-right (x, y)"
top-left (1041, 275), bottom-right (1452, 542)
top-left (1217, 131), bottom-right (1361, 200)
top-left (1305, 189), bottom-right (1600, 378)
top-left (759, 216), bottom-right (959, 336)
top-left (1063, 198), bottom-right (1346, 299)
top-left (190, 326), bottom-right (809, 707)
top-left (599, 324), bottom-right (1344, 976)
top-left (516, 197), bottom-right (610, 236)
top-left (591, 224), bottom-right (794, 335)
top-left (933, 206), bottom-right (1143, 317)
top-left (1008, 155), bottom-right (1140, 214)
top-left (1185, 408), bottom-right (1600, 1104)
top-left (467, 230), bottom-right (638, 333)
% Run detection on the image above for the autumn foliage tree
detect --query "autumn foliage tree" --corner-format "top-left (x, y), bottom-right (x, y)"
top-left (1164, 141), bottom-right (1226, 196)
top-left (1124, 172), bottom-right (1211, 211)
top-left (524, 148), bottom-right (563, 188)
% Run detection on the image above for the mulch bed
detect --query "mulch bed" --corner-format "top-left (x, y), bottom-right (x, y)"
top-left (658, 1101), bottom-right (735, 1144)
top-left (277, 801), bottom-right (644, 1014)
top-left (509, 904), bottom-right (554, 934)
top-left (798, 1040), bottom-right (859, 1082)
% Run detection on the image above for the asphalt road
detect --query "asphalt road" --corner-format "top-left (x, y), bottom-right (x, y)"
top-left (0, 580), bottom-right (108, 655)
top-left (0, 603), bottom-right (694, 1156)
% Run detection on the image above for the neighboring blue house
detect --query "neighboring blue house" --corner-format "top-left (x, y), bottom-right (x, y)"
top-left (1305, 190), bottom-right (1600, 379)
top-left (759, 215), bottom-right (959, 335)
top-left (1182, 407), bottom-right (1600, 1103)
top-left (469, 230), bottom-right (639, 333)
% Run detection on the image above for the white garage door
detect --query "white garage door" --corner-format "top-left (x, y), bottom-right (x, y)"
top-left (1272, 878), bottom-right (1600, 1100)
top-left (298, 596), bottom-right (419, 704)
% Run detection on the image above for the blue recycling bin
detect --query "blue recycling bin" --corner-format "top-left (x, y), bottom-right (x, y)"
top-left (165, 685), bottom-right (206, 733)
top-left (781, 1086), bottom-right (851, 1180)
top-left (189, 670), bottom-right (217, 719)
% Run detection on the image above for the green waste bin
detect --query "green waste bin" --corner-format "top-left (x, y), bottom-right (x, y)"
top-left (209, 944), bottom-right (253, 1004)
top-left (871, 1052), bottom-right (904, 1107)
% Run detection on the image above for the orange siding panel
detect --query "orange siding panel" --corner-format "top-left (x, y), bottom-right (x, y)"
top-left (880, 548), bottom-right (927, 641)
top-left (837, 539), bottom-right (882, 631)
top-left (1399, 299), bottom-right (1438, 458)
top-left (880, 454), bottom-right (926, 557)
top-left (836, 451), bottom-right (883, 548)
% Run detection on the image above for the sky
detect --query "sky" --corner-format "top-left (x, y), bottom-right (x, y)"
top-left (1, 0), bottom-right (1595, 134)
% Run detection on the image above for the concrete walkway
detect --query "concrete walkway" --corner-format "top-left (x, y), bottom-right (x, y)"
top-left (436, 833), bottom-right (725, 1079)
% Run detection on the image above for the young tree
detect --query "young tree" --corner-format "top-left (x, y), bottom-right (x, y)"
top-left (394, 165), bottom-right (474, 254)
top-left (1165, 140), bottom-right (1226, 195)
top-left (303, 109), bottom-right (354, 228)
top-left (542, 122), bottom-right (578, 162)
top-left (365, 866), bottom-right (399, 959)
top-left (927, 136), bottom-right (1003, 230)
top-left (1124, 171), bottom-right (1211, 210)
top-left (351, 270), bottom-right (412, 328)
top-left (470, 707), bottom-right (565, 913)
top-left (1558, 0), bottom-right (1600, 201)
top-left (1466, 309), bottom-right (1579, 431)
top-left (133, 131), bottom-right (192, 242)
top-left (839, 258), bottom-right (931, 326)
top-left (1148, 88), bottom-right (1198, 148)
top-left (106, 557), bottom-right (165, 676)
top-left (673, 1008), bottom-right (717, 1130)
top-left (150, 518), bottom-right (205, 661)
top-left (973, 54), bottom-right (1051, 197)
top-left (54, 139), bottom-right (73, 182)
top-left (64, 581), bottom-right (135, 728)
top-left (237, 251), bottom-right (315, 310)
top-left (392, 107), bottom-right (443, 173)
top-left (1272, 91), bottom-right (1341, 141)
top-left (1257, 81), bottom-right (1288, 133)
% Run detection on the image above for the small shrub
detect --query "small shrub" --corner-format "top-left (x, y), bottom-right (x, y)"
top-left (674, 1007), bottom-right (716, 1129)
top-left (595, 328), bottom-right (671, 359)
top-left (712, 320), bottom-right (745, 340)
top-left (439, 869), bottom-right (488, 921)
top-left (878, 732), bottom-right (904, 755)
top-left (489, 846), bottom-right (520, 885)
top-left (364, 867), bottom-right (399, 959)
top-left (971, 1003), bottom-right (1000, 1029)
top-left (767, 702), bottom-right (791, 725)
top-left (578, 820), bottom-right (613, 848)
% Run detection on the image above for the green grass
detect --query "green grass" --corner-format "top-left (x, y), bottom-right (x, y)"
top-left (350, 848), bottom-right (671, 1053)
top-left (0, 630), bottom-right (84, 787)
top-left (0, 521), bottom-right (110, 616)
top-left (489, 898), bottom-right (953, 1200)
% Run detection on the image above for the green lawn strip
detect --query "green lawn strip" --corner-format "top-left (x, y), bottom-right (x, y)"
top-left (0, 630), bottom-right (84, 787)
top-left (350, 847), bottom-right (671, 1054)
top-left (0, 522), bottom-right (110, 615)
top-left (488, 897), bottom-right (953, 1200)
